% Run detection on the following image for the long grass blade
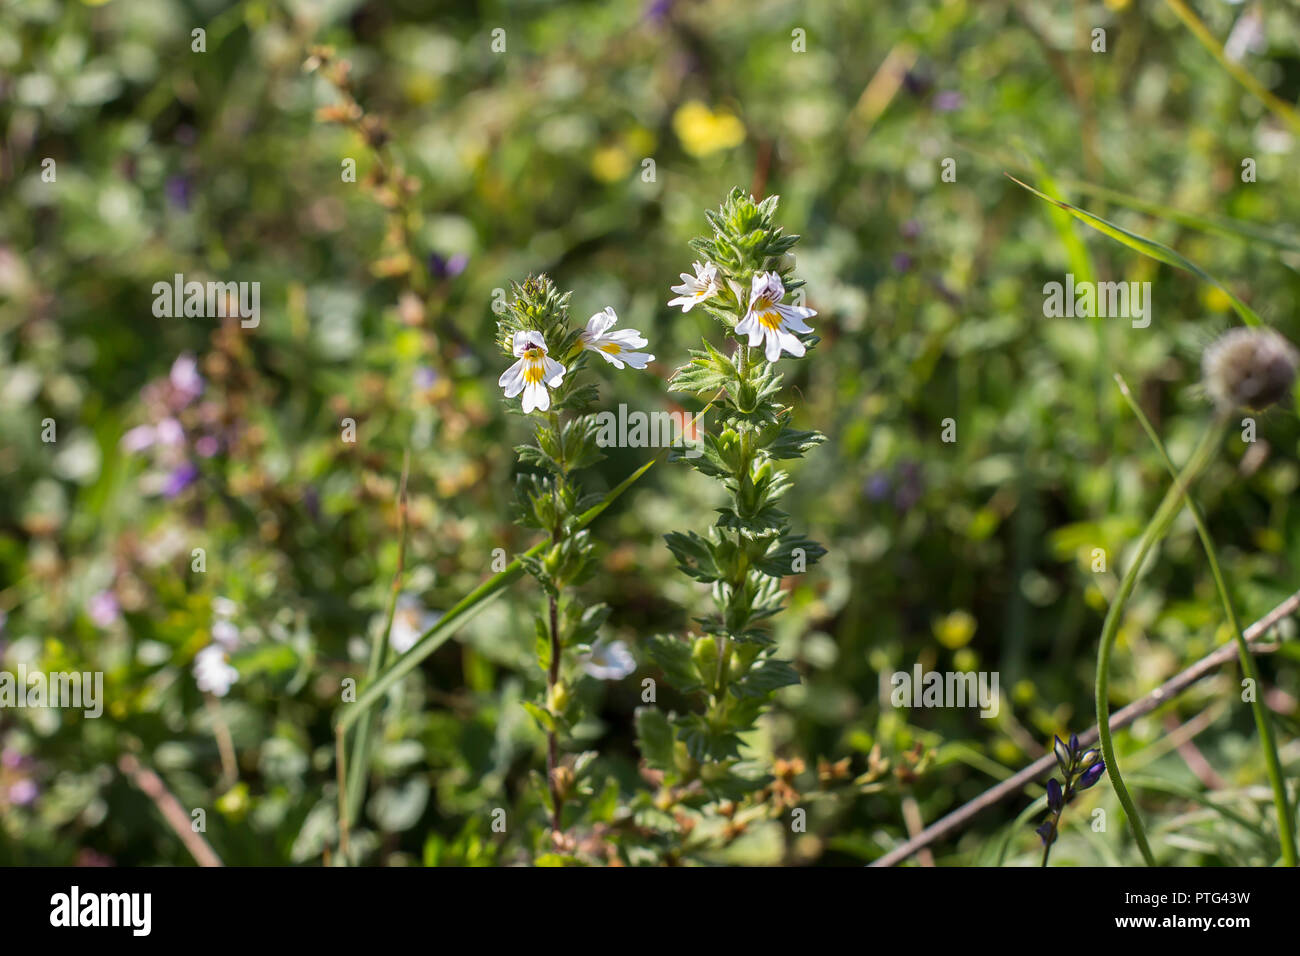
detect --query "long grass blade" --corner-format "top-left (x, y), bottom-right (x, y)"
top-left (1007, 174), bottom-right (1261, 326)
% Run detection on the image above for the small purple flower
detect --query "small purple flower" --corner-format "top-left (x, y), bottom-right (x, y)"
top-left (1035, 820), bottom-right (1055, 846)
top-left (891, 252), bottom-right (913, 273)
top-left (1, 748), bottom-right (23, 770)
top-left (165, 175), bottom-right (192, 210)
top-left (643, 0), bottom-right (674, 24)
top-left (1046, 778), bottom-right (1063, 813)
top-left (1078, 761), bottom-right (1106, 791)
top-left (88, 590), bottom-right (120, 629)
top-left (162, 462), bottom-right (199, 498)
top-left (8, 779), bottom-right (38, 806)
top-left (865, 473), bottom-right (891, 502)
top-left (934, 91), bottom-right (964, 112)
top-left (414, 366), bottom-right (439, 390)
top-left (427, 252), bottom-right (468, 280)
top-left (900, 219), bottom-right (923, 240)
top-left (169, 353), bottom-right (204, 406)
top-left (120, 424), bottom-right (156, 453)
top-left (195, 434), bottom-right (220, 458)
top-left (303, 486), bottom-right (320, 521)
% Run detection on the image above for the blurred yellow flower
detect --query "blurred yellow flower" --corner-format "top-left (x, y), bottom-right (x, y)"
top-left (1201, 285), bottom-right (1233, 313)
top-left (933, 609), bottom-right (976, 649)
top-left (672, 101), bottom-right (745, 157)
top-left (590, 145), bottom-right (632, 183)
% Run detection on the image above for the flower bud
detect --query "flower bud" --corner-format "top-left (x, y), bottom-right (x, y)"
top-left (1053, 736), bottom-right (1071, 774)
top-left (1077, 761), bottom-right (1106, 791)
top-left (547, 681), bottom-right (570, 714)
top-left (1203, 328), bottom-right (1299, 412)
top-left (1046, 777), bottom-right (1063, 813)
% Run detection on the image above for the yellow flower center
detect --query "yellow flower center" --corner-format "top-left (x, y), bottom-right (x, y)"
top-left (522, 349), bottom-right (547, 384)
top-left (755, 305), bottom-right (782, 331)
top-left (599, 343), bottom-right (623, 354)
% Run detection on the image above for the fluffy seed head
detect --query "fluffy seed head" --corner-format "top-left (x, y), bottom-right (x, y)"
top-left (1202, 328), bottom-right (1298, 411)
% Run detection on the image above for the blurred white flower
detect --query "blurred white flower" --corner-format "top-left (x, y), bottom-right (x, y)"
top-left (582, 639), bottom-right (636, 681)
top-left (389, 596), bottom-right (441, 655)
top-left (194, 644), bottom-right (238, 697)
top-left (580, 307), bottom-right (654, 370)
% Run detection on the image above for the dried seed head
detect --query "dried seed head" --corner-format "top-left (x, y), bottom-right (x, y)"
top-left (1203, 328), bottom-right (1299, 411)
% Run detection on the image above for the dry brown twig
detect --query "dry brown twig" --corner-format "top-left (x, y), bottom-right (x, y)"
top-left (870, 587), bottom-right (1300, 867)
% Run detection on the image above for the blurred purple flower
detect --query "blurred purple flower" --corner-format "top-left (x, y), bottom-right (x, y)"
top-left (120, 424), bottom-right (156, 453)
top-left (892, 252), bottom-right (913, 273)
top-left (8, 779), bottom-right (37, 806)
top-left (169, 354), bottom-right (204, 406)
top-left (1, 748), bottom-right (23, 770)
top-left (165, 175), bottom-right (192, 210)
top-left (934, 91), bottom-right (964, 112)
top-left (865, 473), bottom-right (891, 502)
top-left (195, 435), bottom-right (220, 458)
top-left (162, 462), bottom-right (199, 498)
top-left (155, 417), bottom-right (185, 446)
top-left (414, 366), bottom-right (439, 390)
top-left (894, 460), bottom-right (925, 513)
top-left (303, 486), bottom-right (320, 521)
top-left (901, 219), bottom-right (923, 240)
top-left (88, 591), bottom-right (120, 629)
top-left (644, 0), bottom-right (674, 24)
top-left (427, 252), bottom-right (468, 280)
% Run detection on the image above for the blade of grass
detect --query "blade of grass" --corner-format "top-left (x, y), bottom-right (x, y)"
top-left (1007, 174), bottom-right (1262, 326)
top-left (1115, 374), bottom-right (1296, 866)
top-left (1095, 419), bottom-right (1224, 865)
top-left (1162, 0), bottom-right (1300, 139)
top-left (344, 450), bottom-right (410, 828)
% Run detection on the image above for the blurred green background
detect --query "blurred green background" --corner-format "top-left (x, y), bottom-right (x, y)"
top-left (3, 0), bottom-right (1300, 865)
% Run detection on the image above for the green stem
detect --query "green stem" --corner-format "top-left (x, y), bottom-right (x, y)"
top-left (1095, 420), bottom-right (1222, 866)
top-left (1116, 377), bottom-right (1296, 866)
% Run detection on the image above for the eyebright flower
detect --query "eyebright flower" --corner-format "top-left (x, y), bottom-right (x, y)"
top-left (1203, 327), bottom-right (1299, 411)
top-left (499, 331), bottom-right (566, 414)
top-left (582, 639), bottom-right (636, 681)
top-left (580, 307), bottom-right (655, 370)
top-left (667, 261), bottom-right (720, 312)
top-left (736, 272), bottom-right (817, 363)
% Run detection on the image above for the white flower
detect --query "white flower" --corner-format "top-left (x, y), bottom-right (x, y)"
top-left (735, 272), bottom-right (817, 363)
top-left (582, 639), bottom-right (636, 681)
top-left (389, 595), bottom-right (442, 655)
top-left (193, 644), bottom-right (238, 697)
top-left (667, 261), bottom-right (720, 312)
top-left (580, 308), bottom-right (655, 370)
top-left (498, 330), bottom-right (566, 413)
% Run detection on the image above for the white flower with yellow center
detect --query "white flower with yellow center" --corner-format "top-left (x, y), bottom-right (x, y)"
top-left (667, 261), bottom-right (720, 312)
top-left (499, 330), bottom-right (566, 413)
top-left (580, 307), bottom-right (654, 370)
top-left (736, 272), bottom-right (816, 363)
